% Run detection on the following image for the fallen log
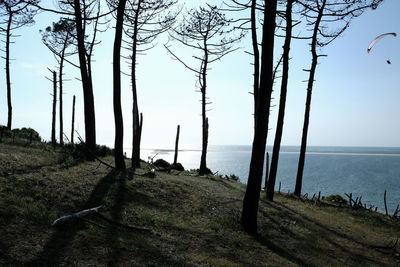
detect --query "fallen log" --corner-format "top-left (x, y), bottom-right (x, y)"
top-left (52, 206), bottom-right (150, 232)
top-left (52, 206), bottom-right (104, 226)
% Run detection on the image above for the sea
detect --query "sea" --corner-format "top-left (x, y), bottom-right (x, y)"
top-left (136, 145), bottom-right (400, 213)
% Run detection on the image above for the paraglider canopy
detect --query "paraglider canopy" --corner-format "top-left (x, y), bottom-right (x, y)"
top-left (367, 32), bottom-right (397, 54)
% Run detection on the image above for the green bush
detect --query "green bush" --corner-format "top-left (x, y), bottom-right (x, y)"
top-left (12, 127), bottom-right (42, 141)
top-left (323, 194), bottom-right (347, 204)
top-left (95, 144), bottom-right (114, 157)
top-left (0, 126), bottom-right (41, 142)
top-left (63, 143), bottom-right (114, 160)
top-left (0, 125), bottom-right (12, 138)
top-left (153, 159), bottom-right (171, 169)
top-left (171, 162), bottom-right (184, 171)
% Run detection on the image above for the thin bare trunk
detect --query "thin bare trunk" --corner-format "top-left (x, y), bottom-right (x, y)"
top-left (131, 0), bottom-right (142, 170)
top-left (174, 125), bottom-right (180, 165)
top-left (113, 0), bottom-right (128, 170)
top-left (71, 95), bottom-right (76, 144)
top-left (251, 0), bottom-right (259, 127)
top-left (267, 0), bottom-right (293, 201)
top-left (51, 71), bottom-right (57, 145)
top-left (6, 12), bottom-right (12, 130)
top-left (59, 55), bottom-right (64, 146)
top-left (295, 0), bottom-right (326, 197)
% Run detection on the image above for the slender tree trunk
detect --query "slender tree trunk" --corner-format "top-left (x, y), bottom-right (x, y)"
top-left (71, 95), bottom-right (76, 144)
top-left (59, 54), bottom-right (65, 146)
top-left (251, 0), bottom-right (259, 127)
top-left (113, 0), bottom-right (128, 170)
top-left (199, 40), bottom-right (209, 176)
top-left (131, 0), bottom-right (142, 170)
top-left (174, 125), bottom-right (180, 165)
top-left (51, 71), bottom-right (57, 145)
top-left (6, 12), bottom-right (12, 130)
top-left (267, 0), bottom-right (293, 201)
top-left (242, 0), bottom-right (277, 234)
top-left (295, 0), bottom-right (326, 197)
top-left (73, 0), bottom-right (96, 159)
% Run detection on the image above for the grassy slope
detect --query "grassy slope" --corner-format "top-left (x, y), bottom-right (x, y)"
top-left (0, 143), bottom-right (399, 266)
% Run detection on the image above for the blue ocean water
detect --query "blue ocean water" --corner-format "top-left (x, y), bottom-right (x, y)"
top-left (139, 145), bottom-right (400, 213)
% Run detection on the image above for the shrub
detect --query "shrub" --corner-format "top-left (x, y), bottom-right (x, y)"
top-left (323, 194), bottom-right (347, 204)
top-left (13, 127), bottom-right (42, 141)
top-left (1, 126), bottom-right (42, 142)
top-left (95, 144), bottom-right (114, 157)
top-left (171, 162), bottom-right (184, 171)
top-left (153, 158), bottom-right (171, 169)
top-left (64, 143), bottom-right (114, 160)
top-left (0, 125), bottom-right (12, 139)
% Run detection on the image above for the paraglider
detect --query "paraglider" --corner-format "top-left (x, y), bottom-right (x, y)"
top-left (367, 32), bottom-right (397, 54)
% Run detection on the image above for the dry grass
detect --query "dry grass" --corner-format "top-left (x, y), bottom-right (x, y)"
top-left (0, 142), bottom-right (399, 266)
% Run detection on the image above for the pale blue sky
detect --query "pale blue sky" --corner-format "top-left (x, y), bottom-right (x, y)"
top-left (1, 0), bottom-right (399, 149)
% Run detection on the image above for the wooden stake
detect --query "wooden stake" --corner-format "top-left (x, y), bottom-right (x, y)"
top-left (264, 152), bottom-right (269, 190)
top-left (384, 190), bottom-right (388, 216)
top-left (71, 95), bottom-right (76, 144)
top-left (173, 125), bottom-right (180, 165)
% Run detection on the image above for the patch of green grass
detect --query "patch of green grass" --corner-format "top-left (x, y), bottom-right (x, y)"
top-left (323, 194), bottom-right (347, 204)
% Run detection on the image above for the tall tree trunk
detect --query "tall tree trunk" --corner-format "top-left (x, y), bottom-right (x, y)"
top-left (71, 95), bottom-right (76, 144)
top-left (131, 0), bottom-right (142, 170)
top-left (113, 0), bottom-right (128, 170)
top-left (251, 0), bottom-right (259, 127)
top-left (241, 0), bottom-right (277, 234)
top-left (174, 124), bottom-right (180, 165)
top-left (267, 0), bottom-right (293, 201)
top-left (199, 40), bottom-right (209, 176)
top-left (51, 71), bottom-right (57, 145)
top-left (6, 12), bottom-right (12, 130)
top-left (295, 0), bottom-right (326, 197)
top-left (73, 0), bottom-right (96, 159)
top-left (59, 54), bottom-right (65, 146)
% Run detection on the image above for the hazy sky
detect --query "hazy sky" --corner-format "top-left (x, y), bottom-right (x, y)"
top-left (1, 0), bottom-right (399, 149)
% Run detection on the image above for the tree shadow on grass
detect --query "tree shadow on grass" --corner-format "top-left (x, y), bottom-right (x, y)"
top-left (25, 169), bottom-right (190, 266)
top-left (26, 169), bottom-right (119, 266)
top-left (104, 174), bottom-right (127, 266)
top-left (255, 198), bottom-right (391, 266)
